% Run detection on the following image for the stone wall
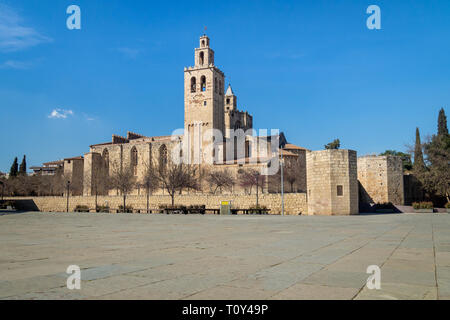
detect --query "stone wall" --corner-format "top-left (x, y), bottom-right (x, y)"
top-left (306, 149), bottom-right (359, 215)
top-left (7, 193), bottom-right (307, 215)
top-left (64, 158), bottom-right (84, 196)
top-left (403, 173), bottom-right (424, 205)
top-left (358, 155), bottom-right (404, 205)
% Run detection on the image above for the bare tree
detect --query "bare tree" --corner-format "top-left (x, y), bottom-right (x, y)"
top-left (151, 161), bottom-right (199, 206)
top-left (284, 157), bottom-right (303, 193)
top-left (140, 161), bottom-right (159, 213)
top-left (84, 164), bottom-right (110, 211)
top-left (109, 161), bottom-right (136, 212)
top-left (239, 169), bottom-right (265, 206)
top-left (207, 169), bottom-right (235, 194)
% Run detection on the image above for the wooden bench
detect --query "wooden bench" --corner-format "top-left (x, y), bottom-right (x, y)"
top-left (205, 208), bottom-right (220, 215)
top-left (231, 209), bottom-right (271, 215)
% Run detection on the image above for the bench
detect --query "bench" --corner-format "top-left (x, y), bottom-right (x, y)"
top-left (231, 209), bottom-right (271, 215)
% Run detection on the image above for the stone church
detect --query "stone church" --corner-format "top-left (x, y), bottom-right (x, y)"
top-left (47, 35), bottom-right (406, 215)
top-left (79, 35), bottom-right (306, 197)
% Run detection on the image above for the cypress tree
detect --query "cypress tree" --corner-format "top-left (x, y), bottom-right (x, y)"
top-left (9, 157), bottom-right (18, 178)
top-left (413, 128), bottom-right (425, 172)
top-left (438, 108), bottom-right (448, 137)
top-left (19, 155), bottom-right (27, 175)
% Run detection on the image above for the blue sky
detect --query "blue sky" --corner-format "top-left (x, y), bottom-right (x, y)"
top-left (0, 0), bottom-right (449, 172)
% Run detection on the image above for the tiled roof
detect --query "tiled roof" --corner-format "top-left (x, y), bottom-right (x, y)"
top-left (90, 142), bottom-right (113, 148)
top-left (283, 143), bottom-right (307, 150)
top-left (42, 160), bottom-right (64, 166)
top-left (64, 156), bottom-right (84, 161)
top-left (279, 149), bottom-right (298, 157)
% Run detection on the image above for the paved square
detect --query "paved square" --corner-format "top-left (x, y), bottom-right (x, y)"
top-left (1, 212), bottom-right (449, 300)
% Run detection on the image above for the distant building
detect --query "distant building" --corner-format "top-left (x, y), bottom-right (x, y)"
top-left (30, 160), bottom-right (64, 176)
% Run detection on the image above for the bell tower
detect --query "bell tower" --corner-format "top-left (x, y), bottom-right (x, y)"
top-left (184, 35), bottom-right (225, 164)
top-left (195, 35), bottom-right (214, 66)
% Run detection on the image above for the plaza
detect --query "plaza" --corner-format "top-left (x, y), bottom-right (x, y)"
top-left (1, 211), bottom-right (449, 300)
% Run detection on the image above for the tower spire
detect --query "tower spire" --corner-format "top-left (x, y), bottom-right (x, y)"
top-left (225, 84), bottom-right (234, 96)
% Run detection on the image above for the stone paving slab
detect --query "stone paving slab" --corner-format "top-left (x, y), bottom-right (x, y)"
top-left (355, 282), bottom-right (437, 300)
top-left (271, 283), bottom-right (360, 300)
top-left (0, 212), bottom-right (450, 300)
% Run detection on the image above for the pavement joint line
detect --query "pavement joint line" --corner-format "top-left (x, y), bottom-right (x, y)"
top-left (264, 228), bottom-right (395, 299)
top-left (94, 277), bottom-right (181, 299)
top-left (431, 215), bottom-right (439, 300)
top-left (352, 225), bottom-right (416, 300)
top-left (2, 213), bottom-right (449, 300)
top-left (179, 237), bottom-right (354, 300)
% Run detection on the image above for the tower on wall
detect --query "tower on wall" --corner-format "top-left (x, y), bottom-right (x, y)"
top-left (223, 84), bottom-right (253, 140)
top-left (184, 35), bottom-right (225, 164)
top-left (306, 149), bottom-right (359, 215)
top-left (358, 155), bottom-right (404, 206)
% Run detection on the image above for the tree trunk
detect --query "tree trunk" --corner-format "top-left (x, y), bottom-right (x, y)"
top-left (256, 181), bottom-right (259, 207)
top-left (146, 187), bottom-right (150, 213)
top-left (171, 193), bottom-right (175, 206)
top-left (123, 194), bottom-right (126, 213)
top-left (95, 191), bottom-right (98, 212)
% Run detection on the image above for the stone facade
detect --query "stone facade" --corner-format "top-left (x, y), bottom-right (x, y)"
top-left (30, 35), bottom-right (408, 216)
top-left (306, 149), bottom-right (359, 215)
top-left (358, 155), bottom-right (404, 205)
top-left (8, 193), bottom-right (308, 215)
top-left (224, 85), bottom-right (253, 138)
top-left (63, 157), bottom-right (84, 196)
top-left (80, 35), bottom-right (298, 198)
top-left (403, 173), bottom-right (424, 205)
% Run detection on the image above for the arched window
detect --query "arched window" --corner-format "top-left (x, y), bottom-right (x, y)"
top-left (102, 149), bottom-right (110, 173)
top-left (215, 78), bottom-right (218, 93)
top-left (219, 80), bottom-right (223, 95)
top-left (201, 76), bottom-right (206, 92)
top-left (234, 120), bottom-right (241, 130)
top-left (199, 52), bottom-right (204, 65)
top-left (159, 145), bottom-right (168, 171)
top-left (191, 77), bottom-right (196, 93)
top-left (131, 147), bottom-right (138, 176)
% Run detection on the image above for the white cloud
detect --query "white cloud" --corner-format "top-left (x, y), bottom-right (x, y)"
top-left (0, 4), bottom-right (52, 52)
top-left (48, 109), bottom-right (74, 119)
top-left (0, 60), bottom-right (32, 69)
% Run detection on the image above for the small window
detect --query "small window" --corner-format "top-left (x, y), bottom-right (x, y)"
top-left (337, 185), bottom-right (343, 196)
top-left (201, 76), bottom-right (206, 92)
top-left (204, 101), bottom-right (207, 106)
top-left (226, 98), bottom-right (230, 105)
top-left (191, 77), bottom-right (196, 93)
